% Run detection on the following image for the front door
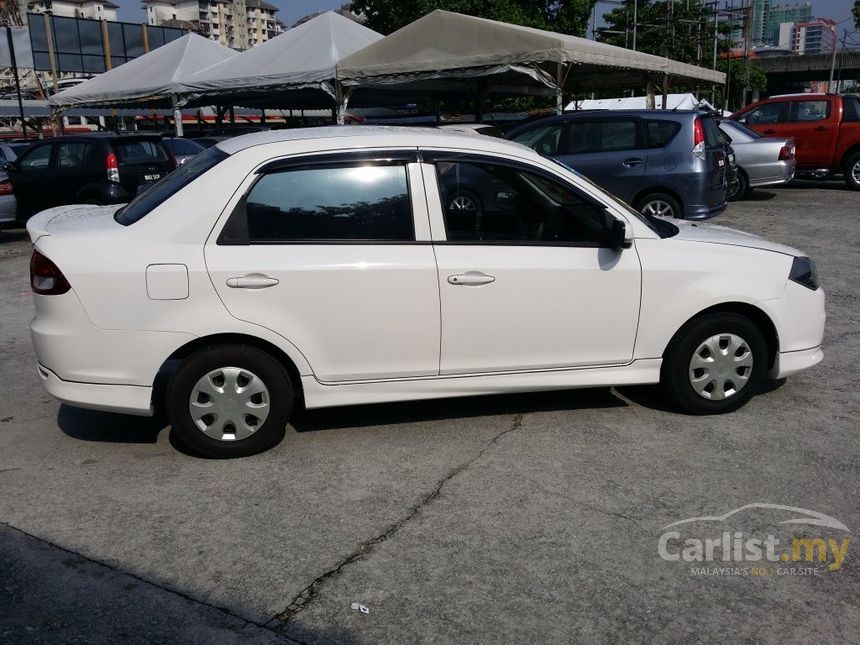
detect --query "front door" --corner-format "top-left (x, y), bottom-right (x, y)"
top-left (424, 154), bottom-right (641, 375)
top-left (206, 157), bottom-right (440, 383)
top-left (9, 142), bottom-right (54, 218)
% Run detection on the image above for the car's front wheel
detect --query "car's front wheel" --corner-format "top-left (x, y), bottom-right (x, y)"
top-left (635, 192), bottom-right (682, 219)
top-left (727, 169), bottom-right (749, 201)
top-left (166, 344), bottom-right (292, 458)
top-left (660, 313), bottom-right (768, 414)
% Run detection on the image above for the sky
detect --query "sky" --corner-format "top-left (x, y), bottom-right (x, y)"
top-left (115, 0), bottom-right (854, 35)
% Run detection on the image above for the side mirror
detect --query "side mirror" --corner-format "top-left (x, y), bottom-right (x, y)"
top-left (495, 190), bottom-right (518, 210)
top-left (736, 116), bottom-right (747, 125)
top-left (602, 210), bottom-right (632, 251)
top-left (2, 161), bottom-right (16, 173)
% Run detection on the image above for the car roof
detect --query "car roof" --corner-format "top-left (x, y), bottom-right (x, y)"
top-left (215, 125), bottom-right (537, 157)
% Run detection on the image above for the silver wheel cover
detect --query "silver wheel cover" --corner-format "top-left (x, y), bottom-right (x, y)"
top-left (852, 159), bottom-right (860, 184)
top-left (641, 199), bottom-right (675, 218)
top-left (189, 367), bottom-right (271, 441)
top-left (688, 333), bottom-right (754, 401)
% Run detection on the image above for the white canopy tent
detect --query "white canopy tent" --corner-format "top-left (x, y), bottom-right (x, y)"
top-left (179, 12), bottom-right (382, 122)
top-left (338, 11), bottom-right (725, 116)
top-left (48, 33), bottom-right (237, 135)
top-left (566, 93), bottom-right (718, 111)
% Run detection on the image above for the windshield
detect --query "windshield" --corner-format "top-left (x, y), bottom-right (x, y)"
top-left (547, 157), bottom-right (678, 239)
top-left (115, 146), bottom-right (228, 225)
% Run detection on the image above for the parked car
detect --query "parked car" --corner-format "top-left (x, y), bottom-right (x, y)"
top-left (26, 127), bottom-right (824, 458)
top-left (507, 109), bottom-right (728, 220)
top-left (192, 136), bottom-right (232, 149)
top-left (0, 170), bottom-right (15, 230)
top-left (163, 137), bottom-right (205, 165)
top-left (719, 120), bottom-right (795, 199)
top-left (6, 133), bottom-right (176, 220)
top-left (0, 141), bottom-right (31, 162)
top-left (731, 93), bottom-right (860, 189)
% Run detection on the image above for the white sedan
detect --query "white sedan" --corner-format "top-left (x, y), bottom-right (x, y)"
top-left (26, 127), bottom-right (825, 458)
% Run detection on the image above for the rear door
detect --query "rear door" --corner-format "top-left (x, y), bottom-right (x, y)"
top-left (785, 98), bottom-right (837, 167)
top-left (52, 141), bottom-right (94, 202)
top-left (205, 152), bottom-right (441, 382)
top-left (8, 142), bottom-right (54, 217)
top-left (556, 117), bottom-right (646, 202)
top-left (112, 137), bottom-right (175, 195)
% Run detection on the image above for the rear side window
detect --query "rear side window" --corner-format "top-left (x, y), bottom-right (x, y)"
top-left (245, 164), bottom-right (413, 242)
top-left (567, 119), bottom-right (639, 154)
top-left (511, 125), bottom-right (563, 156)
top-left (55, 142), bottom-right (92, 168)
top-left (113, 139), bottom-right (170, 164)
top-left (644, 119), bottom-right (681, 148)
top-left (115, 146), bottom-right (228, 225)
top-left (18, 144), bottom-right (51, 170)
top-left (844, 96), bottom-right (860, 122)
top-left (789, 100), bottom-right (830, 122)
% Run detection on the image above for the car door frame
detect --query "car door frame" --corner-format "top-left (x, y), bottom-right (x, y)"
top-left (418, 147), bottom-right (644, 375)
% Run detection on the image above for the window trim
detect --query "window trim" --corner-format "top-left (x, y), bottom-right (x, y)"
top-left (219, 152), bottom-right (421, 246)
top-left (422, 151), bottom-right (611, 248)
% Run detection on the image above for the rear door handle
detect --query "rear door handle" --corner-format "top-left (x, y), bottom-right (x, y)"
top-left (226, 275), bottom-right (279, 289)
top-left (448, 272), bottom-right (495, 286)
top-left (622, 157), bottom-right (643, 167)
top-left (814, 126), bottom-right (827, 132)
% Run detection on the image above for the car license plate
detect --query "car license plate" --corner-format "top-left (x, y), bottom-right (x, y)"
top-left (143, 174), bottom-right (161, 181)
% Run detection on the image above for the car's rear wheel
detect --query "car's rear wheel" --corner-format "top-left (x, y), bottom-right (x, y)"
top-left (660, 313), bottom-right (768, 415)
top-left (727, 169), bottom-right (749, 201)
top-left (166, 344), bottom-right (292, 458)
top-left (844, 152), bottom-right (860, 191)
top-left (635, 192), bottom-right (682, 219)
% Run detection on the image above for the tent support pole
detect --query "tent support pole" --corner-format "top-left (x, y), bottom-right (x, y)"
top-left (474, 80), bottom-right (486, 123)
top-left (555, 63), bottom-right (564, 115)
top-left (334, 83), bottom-right (350, 125)
top-left (646, 79), bottom-right (656, 110)
top-left (172, 95), bottom-right (184, 137)
top-left (661, 75), bottom-right (670, 109)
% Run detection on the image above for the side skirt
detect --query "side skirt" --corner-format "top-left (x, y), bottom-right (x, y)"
top-left (301, 359), bottom-right (663, 409)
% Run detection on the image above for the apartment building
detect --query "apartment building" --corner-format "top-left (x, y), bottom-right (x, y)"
top-left (778, 17), bottom-right (836, 54)
top-left (26, 0), bottom-right (119, 21)
top-left (143, 0), bottom-right (283, 49)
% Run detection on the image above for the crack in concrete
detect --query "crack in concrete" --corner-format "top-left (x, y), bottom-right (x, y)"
top-left (0, 521), bottom-right (297, 643)
top-left (268, 412), bottom-right (527, 633)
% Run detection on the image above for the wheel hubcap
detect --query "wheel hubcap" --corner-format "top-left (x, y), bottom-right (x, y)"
top-left (852, 160), bottom-right (860, 183)
top-left (450, 195), bottom-right (477, 212)
top-left (641, 200), bottom-right (674, 218)
top-left (688, 333), bottom-right (754, 401)
top-left (189, 367), bottom-right (270, 441)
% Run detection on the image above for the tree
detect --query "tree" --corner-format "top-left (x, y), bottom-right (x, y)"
top-left (349, 0), bottom-right (597, 37)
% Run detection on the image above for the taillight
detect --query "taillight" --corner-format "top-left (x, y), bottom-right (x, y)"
top-left (0, 179), bottom-right (12, 195)
top-left (692, 118), bottom-right (706, 160)
top-left (105, 151), bottom-right (120, 183)
top-left (778, 145), bottom-right (794, 160)
top-left (30, 250), bottom-right (71, 295)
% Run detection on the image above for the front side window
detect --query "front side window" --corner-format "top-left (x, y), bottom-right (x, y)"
top-left (745, 102), bottom-right (785, 125)
top-left (567, 119), bottom-right (639, 154)
top-left (789, 100), bottom-right (830, 122)
top-left (436, 160), bottom-right (607, 246)
top-left (246, 164), bottom-right (413, 242)
top-left (18, 144), bottom-right (52, 170)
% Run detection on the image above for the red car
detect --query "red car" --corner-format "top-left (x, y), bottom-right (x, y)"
top-left (731, 94), bottom-right (860, 190)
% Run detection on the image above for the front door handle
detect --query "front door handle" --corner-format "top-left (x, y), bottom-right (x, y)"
top-left (226, 275), bottom-right (279, 289)
top-left (448, 272), bottom-right (495, 286)
top-left (814, 126), bottom-right (827, 132)
top-left (622, 157), bottom-right (643, 167)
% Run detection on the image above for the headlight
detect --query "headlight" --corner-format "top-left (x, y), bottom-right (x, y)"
top-left (789, 256), bottom-right (819, 290)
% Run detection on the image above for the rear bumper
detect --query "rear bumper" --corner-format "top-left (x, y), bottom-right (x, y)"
top-left (746, 159), bottom-right (795, 187)
top-left (0, 194), bottom-right (16, 225)
top-left (683, 201), bottom-right (727, 220)
top-left (37, 363), bottom-right (154, 416)
top-left (771, 346), bottom-right (823, 380)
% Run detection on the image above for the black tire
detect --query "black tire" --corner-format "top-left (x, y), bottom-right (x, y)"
top-left (660, 313), bottom-right (769, 415)
top-left (166, 344), bottom-right (292, 458)
top-left (843, 152), bottom-right (860, 191)
top-left (635, 192), bottom-right (683, 219)
top-left (727, 169), bottom-right (749, 201)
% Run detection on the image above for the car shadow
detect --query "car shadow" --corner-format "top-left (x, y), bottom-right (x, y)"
top-left (57, 405), bottom-right (167, 444)
top-left (290, 387), bottom-right (627, 433)
top-left (784, 179), bottom-right (849, 191)
top-left (0, 227), bottom-right (27, 243)
top-left (743, 189), bottom-right (776, 201)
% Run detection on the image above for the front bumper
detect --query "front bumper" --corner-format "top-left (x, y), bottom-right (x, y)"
top-left (771, 346), bottom-right (823, 380)
top-left (37, 363), bottom-right (154, 416)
